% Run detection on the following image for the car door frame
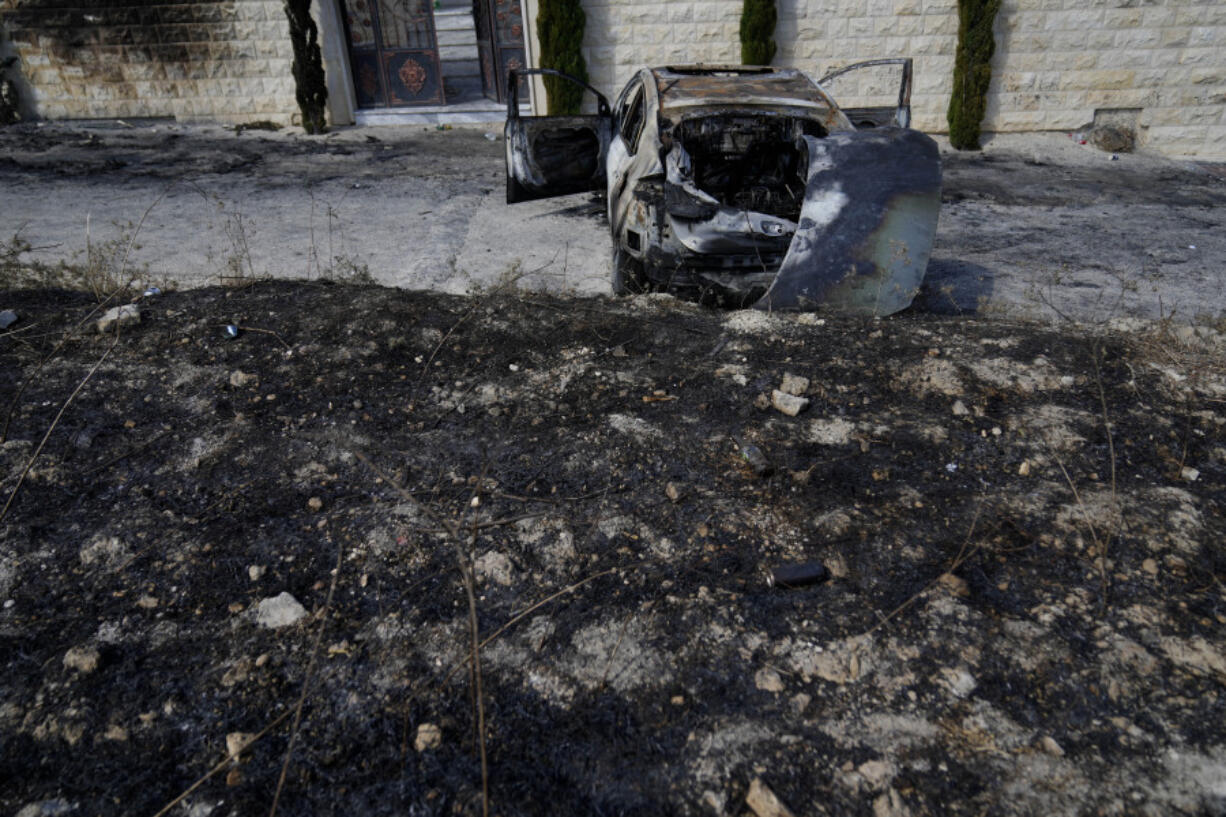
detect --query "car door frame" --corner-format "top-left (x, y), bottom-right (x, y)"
top-left (504, 68), bottom-right (613, 203)
top-left (818, 58), bottom-right (914, 130)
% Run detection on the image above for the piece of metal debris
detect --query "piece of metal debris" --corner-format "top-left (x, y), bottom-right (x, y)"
top-left (766, 561), bottom-right (829, 589)
top-left (223, 324), bottom-right (240, 339)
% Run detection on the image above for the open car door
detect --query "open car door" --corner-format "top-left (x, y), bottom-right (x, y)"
top-left (818, 58), bottom-right (913, 130)
top-left (504, 69), bottom-right (613, 204)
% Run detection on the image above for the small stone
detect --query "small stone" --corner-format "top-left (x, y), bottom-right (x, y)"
top-left (474, 550), bottom-right (514, 586)
top-left (229, 370), bottom-right (256, 388)
top-left (96, 304), bottom-right (140, 334)
top-left (746, 777), bottom-right (797, 817)
top-left (15, 799), bottom-right (76, 817)
top-left (937, 573), bottom-right (969, 598)
top-left (779, 373), bottom-right (810, 396)
top-left (63, 646), bottom-right (100, 674)
top-left (255, 592), bottom-right (308, 628)
top-left (771, 390), bottom-right (810, 417)
top-left (1180, 466), bottom-right (1199, 482)
top-left (226, 731), bottom-right (255, 759)
top-left (665, 482), bottom-right (682, 503)
top-left (136, 595), bottom-right (158, 609)
top-left (1142, 558), bottom-right (1159, 576)
top-left (1039, 735), bottom-right (1065, 757)
top-left (857, 759), bottom-right (894, 791)
top-left (414, 722), bottom-right (442, 752)
top-left (254, 653), bottom-right (270, 668)
top-left (307, 496), bottom-right (324, 512)
top-left (248, 565), bottom-right (265, 581)
top-left (754, 667), bottom-right (785, 693)
top-left (951, 399), bottom-right (969, 416)
top-left (939, 666), bottom-right (977, 698)
top-left (1018, 460), bottom-right (1031, 477)
top-left (754, 392), bottom-right (771, 410)
top-left (103, 724), bottom-right (129, 742)
top-left (872, 787), bottom-right (909, 817)
top-left (0, 309), bottom-right (17, 329)
top-left (670, 695), bottom-right (685, 705)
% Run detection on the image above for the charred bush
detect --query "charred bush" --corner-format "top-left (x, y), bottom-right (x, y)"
top-left (283, 0), bottom-right (328, 134)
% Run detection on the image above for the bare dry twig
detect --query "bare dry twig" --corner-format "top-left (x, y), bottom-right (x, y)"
top-left (268, 539), bottom-right (345, 817)
top-left (354, 450), bottom-right (490, 817)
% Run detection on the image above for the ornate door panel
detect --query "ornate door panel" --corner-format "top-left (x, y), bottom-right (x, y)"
top-left (475, 0), bottom-right (526, 103)
top-left (343, 0), bottom-right (445, 107)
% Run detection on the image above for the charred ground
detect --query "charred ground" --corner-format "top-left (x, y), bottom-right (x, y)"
top-left (1, 281), bottom-right (1224, 816)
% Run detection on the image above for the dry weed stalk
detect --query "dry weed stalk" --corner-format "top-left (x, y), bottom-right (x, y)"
top-left (863, 503), bottom-right (983, 637)
top-left (268, 540), bottom-right (345, 817)
top-left (355, 451), bottom-right (490, 817)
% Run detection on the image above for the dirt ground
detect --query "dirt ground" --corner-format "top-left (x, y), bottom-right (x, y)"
top-left (2, 120), bottom-right (1226, 323)
top-left (1, 278), bottom-right (1225, 816)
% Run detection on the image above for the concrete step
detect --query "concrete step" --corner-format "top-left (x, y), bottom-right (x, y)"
top-left (436, 27), bottom-right (478, 48)
top-left (439, 43), bottom-right (479, 62)
top-left (440, 58), bottom-right (481, 78)
top-left (433, 9), bottom-right (474, 31)
top-left (436, 0), bottom-right (471, 9)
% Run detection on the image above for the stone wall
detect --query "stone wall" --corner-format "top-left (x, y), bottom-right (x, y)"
top-left (578, 0), bottom-right (1226, 159)
top-left (0, 0), bottom-right (297, 124)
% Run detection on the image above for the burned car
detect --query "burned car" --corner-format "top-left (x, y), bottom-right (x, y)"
top-left (504, 62), bottom-right (941, 315)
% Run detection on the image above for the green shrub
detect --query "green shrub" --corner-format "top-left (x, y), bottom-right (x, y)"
top-left (740, 0), bottom-right (777, 66)
top-left (283, 0), bottom-right (328, 134)
top-left (537, 0), bottom-right (588, 115)
top-left (947, 0), bottom-right (1001, 150)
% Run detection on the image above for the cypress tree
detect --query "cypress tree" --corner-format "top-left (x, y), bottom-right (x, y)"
top-left (283, 0), bottom-right (329, 134)
top-left (947, 0), bottom-right (1001, 150)
top-left (537, 0), bottom-right (588, 115)
top-left (740, 0), bottom-right (777, 66)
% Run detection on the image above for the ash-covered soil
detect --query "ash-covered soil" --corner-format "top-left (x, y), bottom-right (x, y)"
top-left (1, 283), bottom-right (1225, 816)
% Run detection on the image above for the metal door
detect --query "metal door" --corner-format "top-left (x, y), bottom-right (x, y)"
top-left (475, 0), bottom-right (526, 103)
top-left (342, 0), bottom-right (445, 107)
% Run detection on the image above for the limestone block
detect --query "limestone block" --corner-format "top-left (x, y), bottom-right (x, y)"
top-left (1178, 48), bottom-right (1220, 66)
top-left (895, 0), bottom-right (922, 15)
top-left (668, 4), bottom-right (694, 23)
top-left (1113, 28), bottom-right (1161, 49)
top-left (922, 13), bottom-right (957, 35)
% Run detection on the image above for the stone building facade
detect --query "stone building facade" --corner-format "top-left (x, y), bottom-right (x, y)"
top-left (2, 0), bottom-right (1224, 158)
top-left (0, 0), bottom-right (298, 124)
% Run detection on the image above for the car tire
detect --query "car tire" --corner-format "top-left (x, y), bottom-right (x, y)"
top-left (612, 248), bottom-right (646, 296)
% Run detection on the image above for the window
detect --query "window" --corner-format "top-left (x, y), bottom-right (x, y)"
top-left (619, 83), bottom-right (646, 154)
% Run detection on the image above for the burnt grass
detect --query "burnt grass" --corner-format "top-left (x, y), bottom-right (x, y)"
top-left (1, 282), bottom-right (1225, 816)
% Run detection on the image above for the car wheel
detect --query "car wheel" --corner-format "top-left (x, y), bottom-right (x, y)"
top-left (612, 248), bottom-right (646, 296)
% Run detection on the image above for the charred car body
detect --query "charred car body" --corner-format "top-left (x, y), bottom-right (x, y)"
top-left (505, 62), bottom-right (942, 315)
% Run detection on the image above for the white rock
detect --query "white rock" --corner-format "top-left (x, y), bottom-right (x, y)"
top-left (857, 759), bottom-right (895, 791)
top-left (1039, 735), bottom-right (1065, 757)
top-left (771, 390), bottom-right (810, 417)
top-left (779, 373), bottom-right (810, 396)
top-left (754, 667), bottom-right (785, 693)
top-left (96, 304), bottom-right (140, 334)
top-left (414, 722), bottom-right (442, 751)
top-left (474, 550), bottom-right (514, 586)
top-left (951, 399), bottom-right (969, 416)
top-left (229, 370), bottom-right (257, 388)
top-left (226, 731), bottom-right (256, 758)
top-left (248, 565), bottom-right (265, 581)
top-left (255, 592), bottom-right (308, 628)
top-left (63, 646), bottom-right (100, 673)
